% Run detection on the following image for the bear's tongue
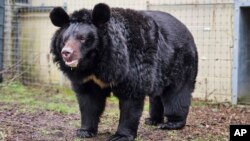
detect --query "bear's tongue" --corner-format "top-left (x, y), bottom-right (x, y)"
top-left (64, 57), bottom-right (73, 62)
top-left (65, 59), bottom-right (78, 68)
top-left (63, 56), bottom-right (78, 67)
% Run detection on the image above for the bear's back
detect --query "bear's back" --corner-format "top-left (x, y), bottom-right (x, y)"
top-left (142, 11), bottom-right (195, 49)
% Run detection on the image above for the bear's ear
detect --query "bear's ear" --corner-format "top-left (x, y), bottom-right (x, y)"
top-left (92, 3), bottom-right (110, 26)
top-left (50, 7), bottom-right (69, 27)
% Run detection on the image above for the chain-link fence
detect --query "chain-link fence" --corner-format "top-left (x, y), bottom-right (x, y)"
top-left (0, 0), bottom-right (248, 103)
top-left (148, 0), bottom-right (234, 102)
top-left (1, 0), bottom-right (147, 86)
top-left (0, 1), bottom-right (4, 82)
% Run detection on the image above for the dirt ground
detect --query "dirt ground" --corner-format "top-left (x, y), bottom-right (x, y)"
top-left (0, 83), bottom-right (249, 141)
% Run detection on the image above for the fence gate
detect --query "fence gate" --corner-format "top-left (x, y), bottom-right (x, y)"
top-left (0, 0), bottom-right (4, 82)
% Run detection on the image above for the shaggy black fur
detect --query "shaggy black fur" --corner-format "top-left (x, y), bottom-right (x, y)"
top-left (50, 3), bottom-right (198, 141)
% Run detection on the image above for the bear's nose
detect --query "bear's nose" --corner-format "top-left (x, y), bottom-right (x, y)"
top-left (61, 48), bottom-right (73, 58)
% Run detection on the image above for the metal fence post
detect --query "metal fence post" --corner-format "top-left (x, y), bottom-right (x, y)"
top-left (232, 0), bottom-right (239, 104)
top-left (0, 0), bottom-right (5, 82)
top-left (60, 0), bottom-right (68, 86)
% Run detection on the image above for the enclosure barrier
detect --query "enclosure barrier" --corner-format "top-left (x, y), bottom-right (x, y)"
top-left (0, 0), bottom-right (249, 104)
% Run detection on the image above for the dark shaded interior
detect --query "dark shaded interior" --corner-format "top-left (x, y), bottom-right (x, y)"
top-left (238, 7), bottom-right (250, 104)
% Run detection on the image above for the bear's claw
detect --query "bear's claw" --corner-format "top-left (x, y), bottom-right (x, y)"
top-left (108, 134), bottom-right (134, 141)
top-left (76, 129), bottom-right (96, 138)
top-left (158, 120), bottom-right (186, 130)
top-left (144, 117), bottom-right (163, 126)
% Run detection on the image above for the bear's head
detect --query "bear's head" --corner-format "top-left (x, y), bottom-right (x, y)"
top-left (50, 3), bottom-right (110, 68)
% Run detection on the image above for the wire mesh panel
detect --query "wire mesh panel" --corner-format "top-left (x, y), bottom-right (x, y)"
top-left (3, 0), bottom-right (60, 85)
top-left (2, 0), bottom-right (148, 86)
top-left (1, 0), bottom-right (237, 102)
top-left (148, 0), bottom-right (234, 102)
top-left (0, 0), bottom-right (4, 82)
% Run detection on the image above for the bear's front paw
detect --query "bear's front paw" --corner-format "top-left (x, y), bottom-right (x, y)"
top-left (158, 120), bottom-right (186, 130)
top-left (76, 128), bottom-right (96, 138)
top-left (108, 134), bottom-right (134, 141)
top-left (145, 117), bottom-right (163, 126)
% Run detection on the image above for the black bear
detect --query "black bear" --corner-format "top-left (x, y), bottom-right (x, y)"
top-left (50, 3), bottom-right (198, 141)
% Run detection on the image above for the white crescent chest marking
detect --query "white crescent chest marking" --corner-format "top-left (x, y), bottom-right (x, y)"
top-left (83, 75), bottom-right (110, 89)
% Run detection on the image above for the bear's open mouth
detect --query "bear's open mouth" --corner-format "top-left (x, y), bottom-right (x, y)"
top-left (62, 55), bottom-right (79, 67)
top-left (64, 59), bottom-right (79, 67)
top-left (61, 47), bottom-right (80, 68)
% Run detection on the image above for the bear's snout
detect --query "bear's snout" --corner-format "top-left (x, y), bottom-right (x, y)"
top-left (61, 47), bottom-right (80, 68)
top-left (60, 39), bottom-right (82, 68)
top-left (61, 47), bottom-right (73, 59)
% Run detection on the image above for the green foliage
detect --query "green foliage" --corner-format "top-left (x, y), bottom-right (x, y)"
top-left (191, 134), bottom-right (227, 141)
top-left (0, 82), bottom-right (77, 114)
top-left (191, 100), bottom-right (209, 107)
top-left (45, 102), bottom-right (77, 114)
top-left (167, 130), bottom-right (178, 138)
top-left (0, 128), bottom-right (6, 141)
top-left (107, 95), bottom-right (118, 104)
top-left (238, 95), bottom-right (250, 105)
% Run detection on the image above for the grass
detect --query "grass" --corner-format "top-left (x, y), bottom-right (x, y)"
top-left (167, 130), bottom-right (178, 138)
top-left (238, 95), bottom-right (250, 105)
top-left (191, 134), bottom-right (227, 141)
top-left (0, 81), bottom-right (232, 114)
top-left (0, 82), bottom-right (78, 114)
top-left (45, 102), bottom-right (77, 114)
top-left (0, 129), bottom-right (6, 141)
top-left (107, 95), bottom-right (119, 104)
top-left (0, 82), bottom-right (122, 115)
top-left (0, 82), bottom-right (241, 141)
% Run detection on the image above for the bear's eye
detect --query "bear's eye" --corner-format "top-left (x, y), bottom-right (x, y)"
top-left (77, 35), bottom-right (85, 43)
top-left (62, 42), bottom-right (65, 46)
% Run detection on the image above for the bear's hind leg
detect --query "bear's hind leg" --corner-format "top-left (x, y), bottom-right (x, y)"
top-left (145, 96), bottom-right (164, 126)
top-left (160, 84), bottom-right (192, 130)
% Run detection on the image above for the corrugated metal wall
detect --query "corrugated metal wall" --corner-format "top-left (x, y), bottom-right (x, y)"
top-left (1, 0), bottom-right (239, 102)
